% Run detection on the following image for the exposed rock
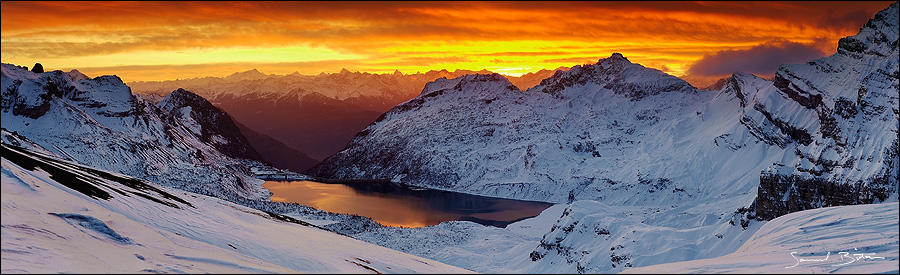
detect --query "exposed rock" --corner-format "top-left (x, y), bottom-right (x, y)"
top-left (30, 63), bottom-right (43, 73)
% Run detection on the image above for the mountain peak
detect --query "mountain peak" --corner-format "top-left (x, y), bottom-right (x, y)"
top-left (30, 63), bottom-right (44, 73)
top-left (226, 69), bottom-right (266, 81)
top-left (157, 88), bottom-right (263, 161)
top-left (606, 52), bottom-right (629, 62)
top-left (836, 2), bottom-right (897, 56)
top-left (419, 73), bottom-right (516, 96)
top-left (159, 88), bottom-right (211, 112)
top-left (533, 53), bottom-right (694, 99)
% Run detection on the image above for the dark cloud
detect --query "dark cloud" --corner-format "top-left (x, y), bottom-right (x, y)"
top-left (686, 40), bottom-right (827, 77)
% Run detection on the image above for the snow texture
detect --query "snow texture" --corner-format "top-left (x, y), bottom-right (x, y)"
top-left (624, 202), bottom-right (899, 274)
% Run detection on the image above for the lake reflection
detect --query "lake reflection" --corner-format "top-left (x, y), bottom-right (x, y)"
top-left (264, 180), bottom-right (553, 228)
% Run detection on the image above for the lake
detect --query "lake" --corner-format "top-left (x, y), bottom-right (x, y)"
top-left (264, 180), bottom-right (554, 228)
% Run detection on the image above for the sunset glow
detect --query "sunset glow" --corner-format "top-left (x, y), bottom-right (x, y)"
top-left (1, 1), bottom-right (893, 84)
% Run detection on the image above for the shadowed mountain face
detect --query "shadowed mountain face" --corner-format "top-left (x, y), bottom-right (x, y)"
top-left (234, 120), bottom-right (318, 172)
top-left (212, 91), bottom-right (386, 161)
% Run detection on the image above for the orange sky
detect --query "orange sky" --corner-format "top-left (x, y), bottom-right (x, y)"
top-left (1, 1), bottom-right (893, 85)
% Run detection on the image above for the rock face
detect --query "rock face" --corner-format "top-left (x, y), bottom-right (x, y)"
top-left (1, 64), bottom-right (268, 200)
top-left (30, 63), bottom-right (43, 73)
top-left (749, 2), bottom-right (899, 220)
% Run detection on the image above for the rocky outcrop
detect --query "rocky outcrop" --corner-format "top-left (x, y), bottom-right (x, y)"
top-left (748, 2), bottom-right (899, 220)
top-left (535, 53), bottom-right (695, 100)
top-left (30, 63), bottom-right (43, 73)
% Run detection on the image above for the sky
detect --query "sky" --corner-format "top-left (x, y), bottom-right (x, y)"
top-left (1, 1), bottom-right (893, 86)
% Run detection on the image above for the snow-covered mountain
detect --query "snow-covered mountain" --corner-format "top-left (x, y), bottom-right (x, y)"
top-left (0, 143), bottom-right (471, 273)
top-left (2, 3), bottom-right (895, 274)
top-left (311, 54), bottom-right (785, 205)
top-left (747, 2), bottom-right (899, 220)
top-left (312, 2), bottom-right (898, 215)
top-left (309, 3), bottom-right (898, 273)
top-left (306, 55), bottom-right (783, 273)
top-left (1, 64), bottom-right (267, 200)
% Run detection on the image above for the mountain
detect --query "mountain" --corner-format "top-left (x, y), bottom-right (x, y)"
top-left (745, 2), bottom-right (899, 221)
top-left (507, 67), bottom-right (569, 90)
top-left (208, 91), bottom-right (386, 162)
top-left (157, 88), bottom-right (263, 161)
top-left (0, 143), bottom-right (471, 273)
top-left (129, 68), bottom-right (567, 162)
top-left (234, 120), bottom-right (319, 172)
top-left (0, 63), bottom-right (267, 200)
top-left (308, 56), bottom-right (785, 272)
top-left (311, 3), bottom-right (898, 215)
top-left (310, 53), bottom-right (781, 205)
top-left (309, 4), bottom-right (898, 273)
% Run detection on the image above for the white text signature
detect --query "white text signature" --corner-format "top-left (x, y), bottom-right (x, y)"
top-left (785, 249), bottom-right (885, 268)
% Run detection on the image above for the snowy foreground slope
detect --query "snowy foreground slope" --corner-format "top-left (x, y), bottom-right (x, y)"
top-left (624, 203), bottom-right (899, 274)
top-left (348, 202), bottom-right (899, 274)
top-left (1, 144), bottom-right (471, 274)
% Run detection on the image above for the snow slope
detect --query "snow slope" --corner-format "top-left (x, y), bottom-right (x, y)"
top-left (1, 143), bottom-right (472, 273)
top-left (623, 202), bottom-right (899, 274)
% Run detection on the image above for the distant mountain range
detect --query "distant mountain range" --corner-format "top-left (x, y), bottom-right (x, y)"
top-left (129, 67), bottom-right (563, 170)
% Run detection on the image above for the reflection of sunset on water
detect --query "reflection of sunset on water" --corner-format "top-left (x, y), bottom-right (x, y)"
top-left (264, 180), bottom-right (551, 228)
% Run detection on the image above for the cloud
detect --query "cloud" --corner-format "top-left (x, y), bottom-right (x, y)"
top-left (685, 40), bottom-right (827, 77)
top-left (2, 1), bottom-right (892, 81)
